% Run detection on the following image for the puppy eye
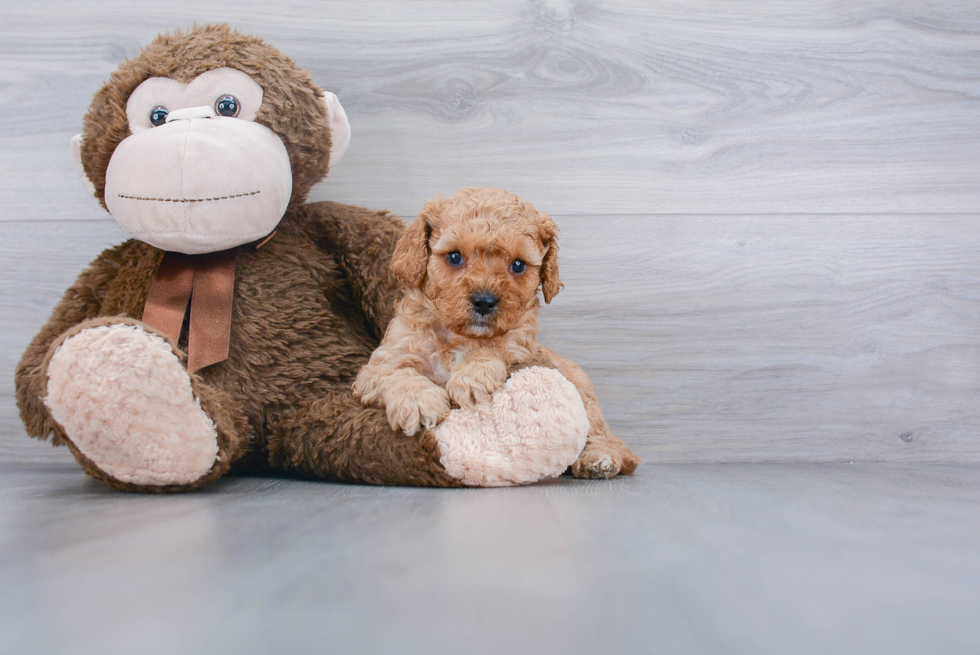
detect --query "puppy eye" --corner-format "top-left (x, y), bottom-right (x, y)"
top-left (446, 251), bottom-right (464, 267)
top-left (149, 106), bottom-right (169, 127)
top-left (215, 95), bottom-right (241, 118)
top-left (510, 259), bottom-right (527, 274)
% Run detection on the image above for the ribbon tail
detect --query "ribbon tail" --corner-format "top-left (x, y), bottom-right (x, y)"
top-left (142, 253), bottom-right (194, 345)
top-left (187, 250), bottom-right (236, 373)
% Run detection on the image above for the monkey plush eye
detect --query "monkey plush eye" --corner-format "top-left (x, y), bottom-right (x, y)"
top-left (445, 251), bottom-right (463, 267)
top-left (149, 106), bottom-right (169, 127)
top-left (214, 95), bottom-right (241, 117)
top-left (510, 259), bottom-right (527, 274)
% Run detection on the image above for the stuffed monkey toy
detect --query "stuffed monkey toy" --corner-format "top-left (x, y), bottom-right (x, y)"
top-left (15, 24), bottom-right (638, 491)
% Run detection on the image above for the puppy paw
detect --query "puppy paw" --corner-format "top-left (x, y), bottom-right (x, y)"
top-left (351, 370), bottom-right (380, 406)
top-left (571, 445), bottom-right (624, 480)
top-left (446, 359), bottom-right (509, 409)
top-left (385, 383), bottom-right (451, 436)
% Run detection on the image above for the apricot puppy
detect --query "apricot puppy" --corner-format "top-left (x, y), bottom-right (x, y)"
top-left (353, 187), bottom-right (640, 479)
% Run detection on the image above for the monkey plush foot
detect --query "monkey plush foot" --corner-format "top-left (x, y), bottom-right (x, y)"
top-left (44, 322), bottom-right (220, 488)
top-left (432, 366), bottom-right (588, 486)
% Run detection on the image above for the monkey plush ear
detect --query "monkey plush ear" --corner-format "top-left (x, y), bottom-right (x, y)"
top-left (322, 92), bottom-right (351, 169)
top-left (70, 134), bottom-right (96, 195)
top-left (539, 213), bottom-right (563, 304)
top-left (390, 197), bottom-right (441, 287)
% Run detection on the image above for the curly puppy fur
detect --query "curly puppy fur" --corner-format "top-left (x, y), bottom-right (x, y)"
top-left (354, 188), bottom-right (640, 478)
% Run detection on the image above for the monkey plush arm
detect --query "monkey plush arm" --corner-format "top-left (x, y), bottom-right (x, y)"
top-left (306, 201), bottom-right (405, 337)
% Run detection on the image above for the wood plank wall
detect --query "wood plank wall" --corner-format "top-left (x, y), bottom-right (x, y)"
top-left (2, 0), bottom-right (978, 463)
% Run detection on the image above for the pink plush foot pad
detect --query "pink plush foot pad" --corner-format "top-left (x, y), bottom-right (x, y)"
top-left (44, 323), bottom-right (219, 486)
top-left (434, 366), bottom-right (589, 487)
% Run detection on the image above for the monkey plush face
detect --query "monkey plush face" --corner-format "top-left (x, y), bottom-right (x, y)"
top-left (102, 67), bottom-right (291, 253)
top-left (73, 24), bottom-right (351, 255)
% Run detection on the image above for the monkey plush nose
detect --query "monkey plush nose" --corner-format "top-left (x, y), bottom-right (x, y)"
top-left (165, 105), bottom-right (216, 122)
top-left (470, 292), bottom-right (499, 316)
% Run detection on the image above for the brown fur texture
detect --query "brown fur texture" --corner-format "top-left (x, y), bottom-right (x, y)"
top-left (15, 25), bottom-right (463, 490)
top-left (354, 188), bottom-right (640, 477)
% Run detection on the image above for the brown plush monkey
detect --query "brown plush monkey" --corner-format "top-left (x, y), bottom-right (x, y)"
top-left (15, 25), bottom-right (636, 491)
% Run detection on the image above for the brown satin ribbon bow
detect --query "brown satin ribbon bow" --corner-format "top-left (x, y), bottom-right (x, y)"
top-left (142, 233), bottom-right (275, 373)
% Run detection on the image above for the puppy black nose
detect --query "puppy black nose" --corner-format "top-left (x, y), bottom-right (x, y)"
top-left (470, 292), bottom-right (498, 316)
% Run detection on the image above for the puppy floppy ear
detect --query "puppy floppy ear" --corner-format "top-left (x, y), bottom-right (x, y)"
top-left (539, 212), bottom-right (563, 304)
top-left (391, 196), bottom-right (441, 287)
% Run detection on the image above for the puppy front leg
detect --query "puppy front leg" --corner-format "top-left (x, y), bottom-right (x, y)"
top-left (354, 365), bottom-right (450, 437)
top-left (539, 348), bottom-right (641, 478)
top-left (445, 354), bottom-right (509, 409)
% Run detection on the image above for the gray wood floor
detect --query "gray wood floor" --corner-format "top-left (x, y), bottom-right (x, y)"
top-left (2, 2), bottom-right (979, 651)
top-left (2, 460), bottom-right (979, 655)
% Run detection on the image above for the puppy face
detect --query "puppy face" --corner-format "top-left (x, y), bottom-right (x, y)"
top-left (391, 187), bottom-right (562, 338)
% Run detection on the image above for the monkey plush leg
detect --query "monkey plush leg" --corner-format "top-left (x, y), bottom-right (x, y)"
top-left (41, 317), bottom-right (246, 492)
top-left (271, 390), bottom-right (464, 487)
top-left (539, 347), bottom-right (642, 479)
top-left (273, 366), bottom-right (589, 487)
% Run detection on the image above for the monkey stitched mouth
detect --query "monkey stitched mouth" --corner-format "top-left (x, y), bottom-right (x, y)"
top-left (117, 190), bottom-right (261, 203)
